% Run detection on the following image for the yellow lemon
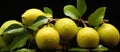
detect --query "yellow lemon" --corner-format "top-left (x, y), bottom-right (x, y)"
top-left (21, 8), bottom-right (44, 25)
top-left (97, 23), bottom-right (120, 48)
top-left (55, 18), bottom-right (78, 41)
top-left (35, 26), bottom-right (60, 49)
top-left (77, 27), bottom-right (99, 48)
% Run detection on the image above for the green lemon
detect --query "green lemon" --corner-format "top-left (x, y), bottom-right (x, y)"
top-left (35, 26), bottom-right (60, 49)
top-left (55, 18), bottom-right (78, 41)
top-left (21, 8), bottom-right (45, 25)
top-left (97, 23), bottom-right (120, 48)
top-left (77, 27), bottom-right (99, 48)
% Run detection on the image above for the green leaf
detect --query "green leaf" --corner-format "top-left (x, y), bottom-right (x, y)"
top-left (68, 48), bottom-right (89, 52)
top-left (68, 45), bottom-right (109, 52)
top-left (7, 32), bottom-right (30, 50)
top-left (0, 24), bottom-right (23, 35)
top-left (43, 7), bottom-right (53, 19)
top-left (0, 36), bottom-right (6, 48)
top-left (88, 7), bottom-right (106, 27)
top-left (16, 48), bottom-right (36, 52)
top-left (0, 49), bottom-right (12, 52)
top-left (2, 28), bottom-right (26, 45)
top-left (77, 0), bottom-right (87, 17)
top-left (0, 20), bottom-right (23, 34)
top-left (5, 24), bottom-right (23, 31)
top-left (43, 7), bottom-right (53, 15)
top-left (44, 13), bottom-right (53, 19)
top-left (92, 45), bottom-right (109, 51)
top-left (0, 24), bottom-right (23, 36)
top-left (64, 5), bottom-right (80, 19)
top-left (28, 16), bottom-right (49, 30)
top-left (2, 28), bottom-right (26, 36)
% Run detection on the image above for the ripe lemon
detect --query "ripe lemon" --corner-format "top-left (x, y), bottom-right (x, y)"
top-left (97, 23), bottom-right (120, 48)
top-left (55, 18), bottom-right (78, 41)
top-left (35, 26), bottom-right (60, 49)
top-left (77, 27), bottom-right (99, 48)
top-left (21, 8), bottom-right (44, 25)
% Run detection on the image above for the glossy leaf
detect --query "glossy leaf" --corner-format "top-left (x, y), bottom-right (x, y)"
top-left (7, 32), bottom-right (30, 50)
top-left (88, 7), bottom-right (106, 27)
top-left (16, 48), bottom-right (36, 52)
top-left (2, 28), bottom-right (26, 36)
top-left (0, 36), bottom-right (6, 48)
top-left (68, 45), bottom-right (108, 52)
top-left (0, 49), bottom-right (11, 52)
top-left (64, 5), bottom-right (80, 19)
top-left (44, 13), bottom-right (53, 19)
top-left (77, 0), bottom-right (87, 17)
top-left (0, 24), bottom-right (23, 35)
top-left (43, 7), bottom-right (53, 19)
top-left (92, 45), bottom-right (109, 51)
top-left (43, 7), bottom-right (53, 15)
top-left (2, 28), bottom-right (26, 45)
top-left (28, 16), bottom-right (49, 30)
top-left (69, 48), bottom-right (89, 52)
top-left (5, 24), bottom-right (23, 30)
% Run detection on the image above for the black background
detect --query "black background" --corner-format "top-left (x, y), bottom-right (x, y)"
top-left (0, 0), bottom-right (119, 31)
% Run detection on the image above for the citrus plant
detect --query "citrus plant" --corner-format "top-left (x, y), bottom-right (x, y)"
top-left (0, 0), bottom-right (119, 52)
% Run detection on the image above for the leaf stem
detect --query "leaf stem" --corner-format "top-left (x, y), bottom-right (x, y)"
top-left (48, 18), bottom-right (59, 23)
top-left (79, 18), bottom-right (87, 27)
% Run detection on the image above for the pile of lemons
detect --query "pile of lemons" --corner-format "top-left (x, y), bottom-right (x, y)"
top-left (0, 8), bottom-right (120, 51)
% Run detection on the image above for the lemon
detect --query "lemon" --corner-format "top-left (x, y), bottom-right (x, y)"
top-left (97, 23), bottom-right (120, 48)
top-left (55, 18), bottom-right (78, 41)
top-left (77, 27), bottom-right (99, 48)
top-left (21, 8), bottom-right (44, 25)
top-left (0, 20), bottom-right (23, 45)
top-left (0, 20), bottom-right (23, 35)
top-left (35, 26), bottom-right (60, 49)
